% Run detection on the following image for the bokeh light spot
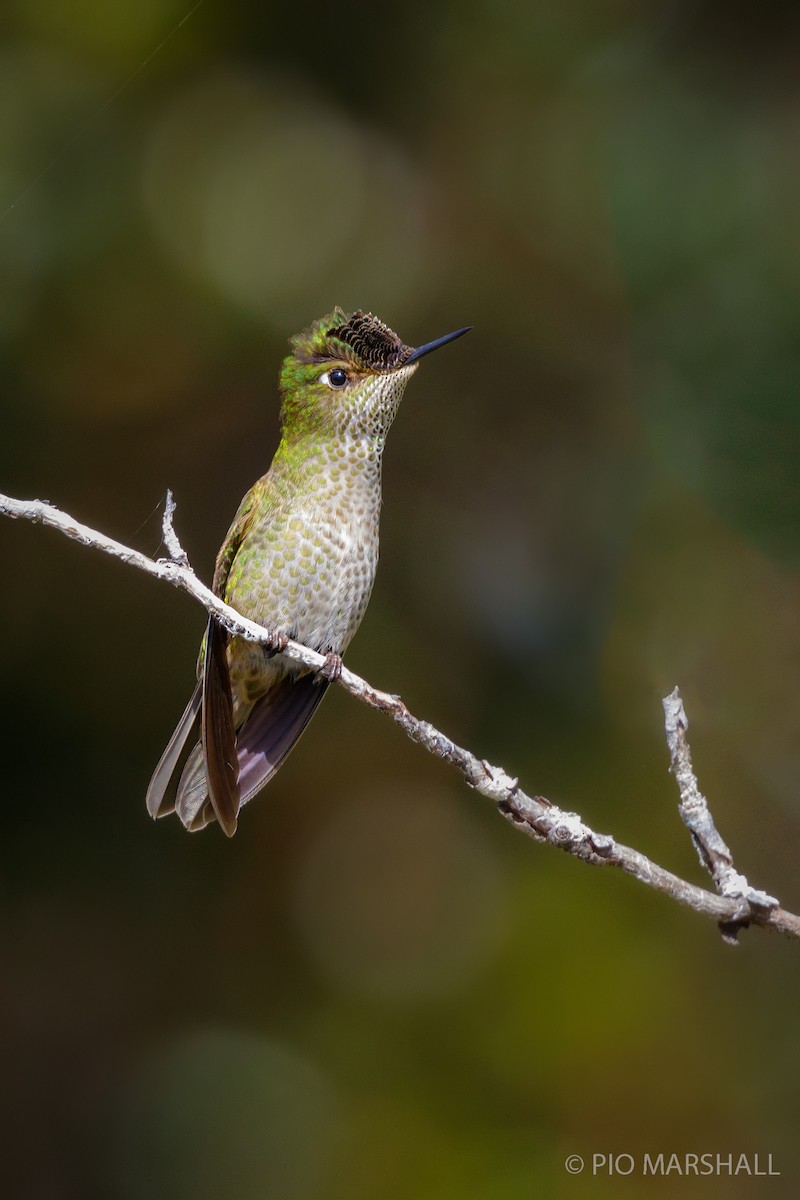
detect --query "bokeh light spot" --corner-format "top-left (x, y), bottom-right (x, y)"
top-left (292, 785), bottom-right (507, 1002)
top-left (142, 72), bottom-right (427, 326)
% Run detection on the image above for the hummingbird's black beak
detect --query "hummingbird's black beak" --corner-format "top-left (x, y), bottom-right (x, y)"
top-left (404, 325), bottom-right (472, 364)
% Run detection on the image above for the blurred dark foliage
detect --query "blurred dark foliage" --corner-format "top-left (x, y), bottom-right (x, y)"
top-left (2, 1), bottom-right (799, 1197)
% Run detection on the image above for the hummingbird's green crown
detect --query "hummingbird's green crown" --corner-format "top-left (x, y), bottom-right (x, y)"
top-left (288, 308), bottom-right (412, 373)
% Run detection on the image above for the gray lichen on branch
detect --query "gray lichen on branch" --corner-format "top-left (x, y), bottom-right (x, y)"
top-left (2, 489), bottom-right (799, 943)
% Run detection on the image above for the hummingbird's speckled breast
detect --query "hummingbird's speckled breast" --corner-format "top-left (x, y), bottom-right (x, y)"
top-left (223, 369), bottom-right (412, 710)
top-left (233, 445), bottom-right (381, 649)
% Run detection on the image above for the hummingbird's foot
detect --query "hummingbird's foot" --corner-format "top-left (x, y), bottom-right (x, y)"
top-left (315, 651), bottom-right (343, 685)
top-left (262, 631), bottom-right (289, 660)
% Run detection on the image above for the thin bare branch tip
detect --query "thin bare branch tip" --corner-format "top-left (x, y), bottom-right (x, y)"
top-left (161, 488), bottom-right (190, 568)
top-left (662, 686), bottom-right (688, 740)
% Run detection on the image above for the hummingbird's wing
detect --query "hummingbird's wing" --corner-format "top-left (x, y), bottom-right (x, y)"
top-left (175, 672), bottom-right (330, 832)
top-left (196, 487), bottom-right (267, 836)
top-left (145, 496), bottom-right (251, 833)
top-left (200, 614), bottom-right (240, 837)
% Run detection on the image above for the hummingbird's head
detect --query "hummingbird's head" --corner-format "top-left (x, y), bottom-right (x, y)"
top-left (278, 308), bottom-right (470, 442)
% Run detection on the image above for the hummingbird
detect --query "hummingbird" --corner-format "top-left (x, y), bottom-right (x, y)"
top-left (146, 308), bottom-right (470, 836)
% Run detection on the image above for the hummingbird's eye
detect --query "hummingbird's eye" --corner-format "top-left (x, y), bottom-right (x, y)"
top-left (322, 367), bottom-right (348, 389)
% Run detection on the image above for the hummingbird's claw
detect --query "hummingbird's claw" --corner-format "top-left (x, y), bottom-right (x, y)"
top-left (262, 631), bottom-right (289, 660)
top-left (315, 651), bottom-right (343, 685)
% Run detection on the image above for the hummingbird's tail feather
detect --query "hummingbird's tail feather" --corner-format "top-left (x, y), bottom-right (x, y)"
top-left (174, 671), bottom-right (330, 833)
top-left (145, 682), bottom-right (202, 820)
top-left (236, 671), bottom-right (329, 806)
top-left (174, 742), bottom-right (213, 830)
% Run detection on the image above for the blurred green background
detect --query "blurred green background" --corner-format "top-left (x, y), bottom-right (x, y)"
top-left (2, 1), bottom-right (800, 1197)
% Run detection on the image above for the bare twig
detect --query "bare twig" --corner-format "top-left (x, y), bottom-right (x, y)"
top-left (162, 488), bottom-right (190, 568)
top-left (2, 489), bottom-right (799, 943)
top-left (663, 688), bottom-right (779, 942)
